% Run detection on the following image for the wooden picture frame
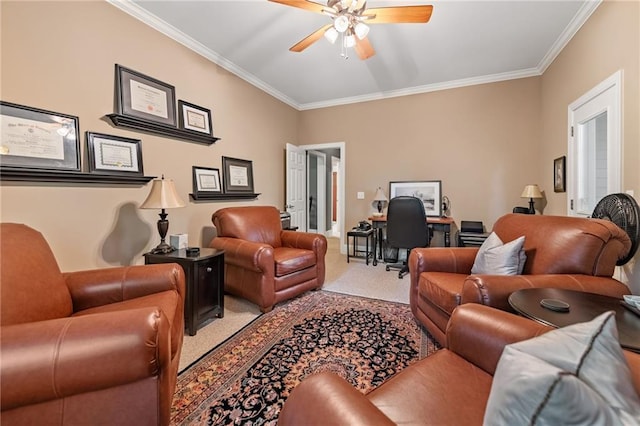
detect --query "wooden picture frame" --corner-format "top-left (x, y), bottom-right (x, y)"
top-left (222, 156), bottom-right (254, 193)
top-left (115, 64), bottom-right (176, 127)
top-left (389, 180), bottom-right (442, 217)
top-left (554, 156), bottom-right (566, 193)
top-left (178, 100), bottom-right (213, 136)
top-left (86, 132), bottom-right (143, 176)
top-left (0, 101), bottom-right (80, 171)
top-left (192, 166), bottom-right (222, 194)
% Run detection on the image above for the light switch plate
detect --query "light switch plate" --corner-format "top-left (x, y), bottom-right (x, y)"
top-left (357, 191), bottom-right (365, 199)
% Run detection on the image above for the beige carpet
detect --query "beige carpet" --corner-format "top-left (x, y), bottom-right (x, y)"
top-left (178, 236), bottom-right (411, 371)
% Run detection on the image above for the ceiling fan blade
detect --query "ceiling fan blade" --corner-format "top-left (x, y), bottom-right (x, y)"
top-left (354, 36), bottom-right (375, 60)
top-left (290, 24), bottom-right (332, 52)
top-left (365, 5), bottom-right (433, 24)
top-left (268, 0), bottom-right (326, 14)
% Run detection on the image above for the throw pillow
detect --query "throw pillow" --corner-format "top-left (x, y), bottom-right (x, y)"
top-left (470, 232), bottom-right (526, 275)
top-left (483, 311), bottom-right (640, 425)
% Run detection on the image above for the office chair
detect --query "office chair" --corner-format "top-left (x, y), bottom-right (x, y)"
top-left (385, 196), bottom-right (430, 278)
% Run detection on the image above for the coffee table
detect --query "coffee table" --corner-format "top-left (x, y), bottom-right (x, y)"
top-left (508, 288), bottom-right (640, 353)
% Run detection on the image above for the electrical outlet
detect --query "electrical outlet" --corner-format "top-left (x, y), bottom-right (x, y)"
top-left (625, 189), bottom-right (635, 197)
top-left (357, 191), bottom-right (365, 199)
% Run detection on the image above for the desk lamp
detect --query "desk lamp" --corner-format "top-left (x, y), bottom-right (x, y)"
top-left (521, 184), bottom-right (543, 214)
top-left (140, 175), bottom-right (186, 254)
top-left (372, 187), bottom-right (388, 217)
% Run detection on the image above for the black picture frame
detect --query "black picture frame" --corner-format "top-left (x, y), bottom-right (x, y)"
top-left (389, 180), bottom-right (442, 217)
top-left (86, 132), bottom-right (143, 176)
top-left (192, 166), bottom-right (222, 194)
top-left (178, 100), bottom-right (213, 136)
top-left (0, 101), bottom-right (80, 171)
top-left (222, 156), bottom-right (254, 193)
top-left (554, 156), bottom-right (566, 193)
top-left (115, 64), bottom-right (176, 127)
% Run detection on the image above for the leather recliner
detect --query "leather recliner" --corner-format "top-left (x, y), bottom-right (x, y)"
top-left (0, 223), bottom-right (186, 425)
top-left (409, 213), bottom-right (632, 346)
top-left (278, 303), bottom-right (640, 425)
top-left (209, 206), bottom-right (327, 312)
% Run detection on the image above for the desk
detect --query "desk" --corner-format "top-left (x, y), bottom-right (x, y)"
top-left (368, 216), bottom-right (456, 264)
top-left (509, 288), bottom-right (640, 353)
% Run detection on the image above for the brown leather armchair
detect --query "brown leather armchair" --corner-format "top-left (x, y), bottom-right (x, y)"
top-left (209, 206), bottom-right (327, 312)
top-left (409, 213), bottom-right (632, 346)
top-left (0, 223), bottom-right (185, 425)
top-left (279, 304), bottom-right (640, 425)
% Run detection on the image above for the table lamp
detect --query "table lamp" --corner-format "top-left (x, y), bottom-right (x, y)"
top-left (140, 175), bottom-right (186, 254)
top-left (521, 184), bottom-right (543, 214)
top-left (371, 187), bottom-right (388, 217)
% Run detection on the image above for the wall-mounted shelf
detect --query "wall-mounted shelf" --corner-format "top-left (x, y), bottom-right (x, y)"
top-left (190, 192), bottom-right (260, 201)
top-left (0, 168), bottom-right (155, 185)
top-left (106, 114), bottom-right (220, 145)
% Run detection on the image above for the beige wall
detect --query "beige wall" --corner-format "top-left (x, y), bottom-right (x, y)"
top-left (0, 2), bottom-right (298, 271)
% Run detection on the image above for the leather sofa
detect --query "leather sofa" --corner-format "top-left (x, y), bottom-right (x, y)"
top-left (409, 213), bottom-right (632, 346)
top-left (0, 223), bottom-right (185, 425)
top-left (278, 303), bottom-right (640, 425)
top-left (210, 206), bottom-right (327, 312)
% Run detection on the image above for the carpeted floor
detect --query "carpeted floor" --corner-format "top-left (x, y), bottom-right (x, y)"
top-left (171, 290), bottom-right (440, 425)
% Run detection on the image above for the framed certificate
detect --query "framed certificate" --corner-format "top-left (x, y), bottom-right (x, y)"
top-left (192, 166), bottom-right (222, 195)
top-left (86, 132), bottom-right (143, 176)
top-left (179, 100), bottom-right (213, 136)
top-left (222, 156), bottom-right (254, 193)
top-left (115, 64), bottom-right (176, 127)
top-left (0, 101), bottom-right (80, 171)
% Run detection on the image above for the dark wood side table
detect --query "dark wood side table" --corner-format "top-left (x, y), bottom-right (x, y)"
top-left (346, 228), bottom-right (374, 265)
top-left (145, 248), bottom-right (224, 336)
top-left (509, 288), bottom-right (640, 353)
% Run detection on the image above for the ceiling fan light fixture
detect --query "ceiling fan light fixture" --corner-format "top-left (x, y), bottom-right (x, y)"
top-left (324, 26), bottom-right (339, 44)
top-left (344, 33), bottom-right (356, 48)
top-left (354, 22), bottom-right (369, 40)
top-left (334, 15), bottom-right (349, 33)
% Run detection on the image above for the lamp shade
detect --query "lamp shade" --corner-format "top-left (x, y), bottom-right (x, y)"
top-left (373, 187), bottom-right (388, 202)
top-left (521, 184), bottom-right (543, 199)
top-left (140, 177), bottom-right (186, 209)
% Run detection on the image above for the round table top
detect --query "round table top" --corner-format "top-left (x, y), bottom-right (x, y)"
top-left (508, 288), bottom-right (640, 353)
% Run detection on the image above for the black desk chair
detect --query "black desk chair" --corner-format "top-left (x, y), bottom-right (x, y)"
top-left (385, 196), bottom-right (430, 278)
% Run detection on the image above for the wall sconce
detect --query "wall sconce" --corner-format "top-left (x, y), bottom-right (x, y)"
top-left (371, 187), bottom-right (388, 217)
top-left (521, 184), bottom-right (543, 214)
top-left (140, 175), bottom-right (186, 254)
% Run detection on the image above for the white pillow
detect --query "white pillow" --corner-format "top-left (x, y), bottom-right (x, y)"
top-left (483, 311), bottom-right (640, 425)
top-left (471, 232), bottom-right (526, 275)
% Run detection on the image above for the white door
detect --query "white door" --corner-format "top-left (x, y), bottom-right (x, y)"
top-left (567, 71), bottom-right (621, 217)
top-left (307, 150), bottom-right (327, 234)
top-left (285, 143), bottom-right (307, 231)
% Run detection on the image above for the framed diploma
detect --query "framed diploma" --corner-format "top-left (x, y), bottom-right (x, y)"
top-left (179, 100), bottom-right (213, 136)
top-left (115, 64), bottom-right (176, 127)
top-left (86, 132), bottom-right (144, 176)
top-left (222, 156), bottom-right (254, 194)
top-left (0, 101), bottom-right (80, 171)
top-left (192, 166), bottom-right (222, 195)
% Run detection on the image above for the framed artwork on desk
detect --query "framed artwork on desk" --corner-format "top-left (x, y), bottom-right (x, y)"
top-left (389, 180), bottom-right (442, 217)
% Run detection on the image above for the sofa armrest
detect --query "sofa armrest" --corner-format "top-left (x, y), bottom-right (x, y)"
top-left (461, 274), bottom-right (631, 312)
top-left (409, 247), bottom-right (477, 279)
top-left (279, 372), bottom-right (395, 426)
top-left (281, 231), bottom-right (328, 257)
top-left (445, 304), bottom-right (551, 376)
top-left (64, 263), bottom-right (185, 312)
top-left (210, 237), bottom-right (274, 274)
top-left (0, 307), bottom-right (170, 411)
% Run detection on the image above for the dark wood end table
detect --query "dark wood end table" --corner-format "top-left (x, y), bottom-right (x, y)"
top-left (508, 288), bottom-right (640, 353)
top-left (145, 247), bottom-right (224, 336)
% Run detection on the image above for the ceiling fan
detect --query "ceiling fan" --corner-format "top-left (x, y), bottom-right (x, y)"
top-left (268, 0), bottom-right (433, 60)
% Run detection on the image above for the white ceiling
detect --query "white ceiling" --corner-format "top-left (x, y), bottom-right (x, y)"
top-left (110, 0), bottom-right (600, 110)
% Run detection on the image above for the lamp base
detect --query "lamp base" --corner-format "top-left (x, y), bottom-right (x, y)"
top-left (149, 242), bottom-right (176, 254)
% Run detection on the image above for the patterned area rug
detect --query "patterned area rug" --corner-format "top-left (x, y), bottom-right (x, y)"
top-left (171, 290), bottom-right (440, 425)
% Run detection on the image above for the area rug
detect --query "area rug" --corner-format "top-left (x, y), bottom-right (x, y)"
top-left (171, 290), bottom-right (440, 425)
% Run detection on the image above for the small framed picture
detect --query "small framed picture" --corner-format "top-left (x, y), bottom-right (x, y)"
top-left (192, 166), bottom-right (222, 194)
top-left (86, 132), bottom-right (143, 176)
top-left (178, 100), bottom-right (213, 136)
top-left (222, 156), bottom-right (254, 193)
top-left (115, 64), bottom-right (176, 127)
top-left (554, 156), bottom-right (566, 193)
top-left (0, 101), bottom-right (80, 171)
